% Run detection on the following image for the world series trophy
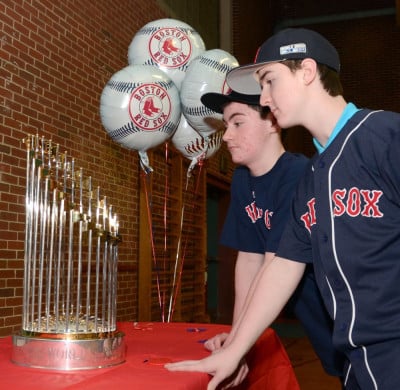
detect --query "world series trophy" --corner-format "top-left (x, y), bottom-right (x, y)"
top-left (11, 134), bottom-right (126, 370)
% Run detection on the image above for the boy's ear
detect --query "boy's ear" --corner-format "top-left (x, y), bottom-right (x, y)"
top-left (301, 58), bottom-right (318, 85)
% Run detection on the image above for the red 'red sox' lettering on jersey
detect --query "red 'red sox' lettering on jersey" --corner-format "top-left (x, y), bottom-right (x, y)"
top-left (301, 188), bottom-right (384, 233)
top-left (245, 201), bottom-right (274, 230)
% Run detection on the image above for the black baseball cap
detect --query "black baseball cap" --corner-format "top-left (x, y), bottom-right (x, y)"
top-left (226, 28), bottom-right (340, 94)
top-left (201, 90), bottom-right (262, 114)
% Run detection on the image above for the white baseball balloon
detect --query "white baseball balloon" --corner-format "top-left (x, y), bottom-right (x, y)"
top-left (172, 114), bottom-right (223, 171)
top-left (180, 49), bottom-right (238, 136)
top-left (128, 18), bottom-right (206, 90)
top-left (100, 64), bottom-right (181, 154)
top-left (172, 115), bottom-right (202, 160)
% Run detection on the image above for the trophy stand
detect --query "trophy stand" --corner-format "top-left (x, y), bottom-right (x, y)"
top-left (11, 135), bottom-right (126, 370)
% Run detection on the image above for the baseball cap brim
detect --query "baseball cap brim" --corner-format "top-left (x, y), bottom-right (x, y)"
top-left (200, 90), bottom-right (261, 114)
top-left (226, 62), bottom-right (271, 95)
top-left (227, 28), bottom-right (340, 95)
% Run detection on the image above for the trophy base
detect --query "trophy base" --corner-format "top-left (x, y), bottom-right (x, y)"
top-left (11, 330), bottom-right (126, 371)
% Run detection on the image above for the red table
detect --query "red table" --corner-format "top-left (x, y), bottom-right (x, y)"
top-left (0, 322), bottom-right (299, 389)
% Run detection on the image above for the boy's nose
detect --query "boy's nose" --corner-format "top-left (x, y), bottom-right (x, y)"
top-left (222, 128), bottom-right (231, 142)
top-left (259, 90), bottom-right (269, 107)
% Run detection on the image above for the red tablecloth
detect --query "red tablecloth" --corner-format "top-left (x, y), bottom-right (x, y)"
top-left (0, 322), bottom-right (299, 389)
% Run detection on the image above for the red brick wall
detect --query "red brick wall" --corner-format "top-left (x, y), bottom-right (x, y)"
top-left (0, 0), bottom-right (169, 336)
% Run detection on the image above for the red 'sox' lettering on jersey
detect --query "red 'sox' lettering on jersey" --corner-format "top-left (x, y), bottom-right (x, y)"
top-left (332, 188), bottom-right (383, 217)
top-left (301, 188), bottom-right (384, 233)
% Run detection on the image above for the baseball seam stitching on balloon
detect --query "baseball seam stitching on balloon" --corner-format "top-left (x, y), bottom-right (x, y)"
top-left (182, 104), bottom-right (214, 117)
top-left (198, 57), bottom-right (236, 74)
top-left (107, 79), bottom-right (174, 93)
top-left (108, 119), bottom-right (177, 140)
top-left (136, 26), bottom-right (196, 36)
top-left (136, 27), bottom-right (158, 36)
top-left (107, 80), bottom-right (141, 93)
top-left (185, 137), bottom-right (205, 154)
top-left (108, 122), bottom-right (140, 139)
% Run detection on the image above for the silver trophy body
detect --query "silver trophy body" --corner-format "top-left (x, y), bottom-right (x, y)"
top-left (11, 135), bottom-right (126, 370)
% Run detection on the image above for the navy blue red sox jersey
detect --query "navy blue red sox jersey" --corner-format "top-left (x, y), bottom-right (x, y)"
top-left (221, 152), bottom-right (308, 253)
top-left (221, 151), bottom-right (346, 377)
top-left (277, 108), bottom-right (400, 389)
top-left (221, 153), bottom-right (343, 376)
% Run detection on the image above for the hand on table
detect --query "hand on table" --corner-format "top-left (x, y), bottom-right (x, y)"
top-left (165, 348), bottom-right (248, 390)
top-left (204, 332), bottom-right (229, 351)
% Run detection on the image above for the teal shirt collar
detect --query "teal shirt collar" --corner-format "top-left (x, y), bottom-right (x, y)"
top-left (313, 102), bottom-right (359, 154)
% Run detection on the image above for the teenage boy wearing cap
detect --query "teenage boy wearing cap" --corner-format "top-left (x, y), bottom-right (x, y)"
top-left (167, 28), bottom-right (400, 389)
top-left (200, 90), bottom-right (344, 384)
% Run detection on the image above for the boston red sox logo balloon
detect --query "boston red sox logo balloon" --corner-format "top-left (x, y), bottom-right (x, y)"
top-left (128, 18), bottom-right (206, 91)
top-left (99, 18), bottom-right (238, 321)
top-left (100, 64), bottom-right (181, 173)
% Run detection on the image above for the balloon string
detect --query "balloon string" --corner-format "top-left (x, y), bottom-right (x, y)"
top-left (162, 142), bottom-right (170, 321)
top-left (141, 170), bottom-right (164, 321)
top-left (167, 173), bottom-right (189, 322)
top-left (168, 159), bottom-right (205, 322)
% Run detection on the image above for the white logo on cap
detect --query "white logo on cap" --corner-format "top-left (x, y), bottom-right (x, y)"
top-left (280, 43), bottom-right (306, 55)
